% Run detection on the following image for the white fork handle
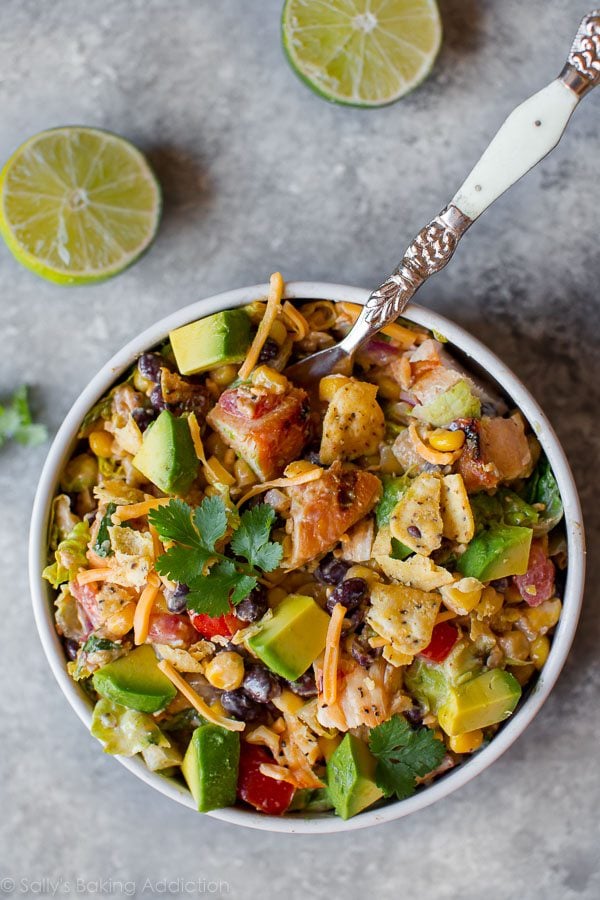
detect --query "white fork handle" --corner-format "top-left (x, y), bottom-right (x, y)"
top-left (452, 80), bottom-right (579, 221)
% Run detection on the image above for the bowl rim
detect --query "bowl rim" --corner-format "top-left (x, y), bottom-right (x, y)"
top-left (29, 280), bottom-right (586, 834)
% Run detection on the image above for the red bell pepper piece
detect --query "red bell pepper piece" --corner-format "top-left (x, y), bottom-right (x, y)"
top-left (420, 622), bottom-right (459, 663)
top-left (237, 744), bottom-right (294, 815)
top-left (188, 611), bottom-right (239, 639)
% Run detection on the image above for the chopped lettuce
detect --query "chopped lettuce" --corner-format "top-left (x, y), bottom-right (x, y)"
top-left (413, 379), bottom-right (481, 427)
top-left (91, 698), bottom-right (173, 756)
top-left (48, 495), bottom-right (79, 552)
top-left (54, 585), bottom-right (88, 642)
top-left (141, 742), bottom-right (183, 772)
top-left (471, 489), bottom-right (539, 533)
top-left (43, 520), bottom-right (91, 588)
top-left (523, 456), bottom-right (563, 534)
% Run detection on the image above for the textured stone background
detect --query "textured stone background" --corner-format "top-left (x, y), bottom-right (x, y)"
top-left (0, 1), bottom-right (598, 898)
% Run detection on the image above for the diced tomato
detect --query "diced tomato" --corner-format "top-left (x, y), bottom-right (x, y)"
top-left (218, 388), bottom-right (280, 420)
top-left (237, 744), bottom-right (294, 815)
top-left (70, 579), bottom-right (100, 631)
top-left (188, 611), bottom-right (239, 639)
top-left (513, 540), bottom-right (555, 607)
top-left (420, 622), bottom-right (459, 663)
top-left (147, 613), bottom-right (197, 647)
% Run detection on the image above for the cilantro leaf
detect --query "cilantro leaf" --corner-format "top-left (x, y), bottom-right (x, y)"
top-left (231, 504), bottom-right (283, 572)
top-left (93, 503), bottom-right (117, 558)
top-left (154, 543), bottom-right (213, 585)
top-left (186, 560), bottom-right (257, 618)
top-left (194, 495), bottom-right (228, 552)
top-left (368, 715), bottom-right (446, 801)
top-left (148, 499), bottom-right (201, 547)
top-left (0, 385), bottom-right (47, 449)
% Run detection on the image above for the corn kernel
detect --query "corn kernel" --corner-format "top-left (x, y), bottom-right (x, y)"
top-left (428, 428), bottom-right (466, 452)
top-left (251, 365), bottom-right (289, 394)
top-left (105, 601), bottom-right (136, 638)
top-left (521, 598), bottom-right (562, 637)
top-left (530, 635), bottom-right (550, 669)
top-left (89, 430), bottom-right (115, 458)
top-left (376, 376), bottom-right (401, 401)
top-left (319, 735), bottom-right (342, 761)
top-left (269, 318), bottom-right (288, 347)
top-left (509, 663), bottom-right (536, 686)
top-left (498, 630), bottom-right (530, 661)
top-left (476, 586), bottom-right (504, 619)
top-left (440, 577), bottom-right (483, 615)
top-left (210, 364), bottom-right (238, 388)
top-left (319, 373), bottom-right (351, 402)
top-left (234, 459), bottom-right (258, 488)
top-left (204, 651), bottom-right (244, 691)
top-left (449, 729), bottom-right (483, 754)
top-left (272, 689), bottom-right (305, 716)
top-left (205, 455), bottom-right (235, 487)
top-left (133, 368), bottom-right (153, 393)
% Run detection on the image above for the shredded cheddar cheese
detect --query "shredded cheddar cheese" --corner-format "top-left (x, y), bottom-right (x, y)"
top-left (77, 566), bottom-right (115, 585)
top-left (111, 497), bottom-right (170, 524)
top-left (157, 659), bottom-right (245, 732)
top-left (322, 603), bottom-right (346, 706)
top-left (408, 421), bottom-right (462, 466)
top-left (187, 412), bottom-right (235, 486)
top-left (237, 272), bottom-right (284, 381)
top-left (281, 301), bottom-right (309, 341)
top-left (259, 762), bottom-right (300, 787)
top-left (133, 571), bottom-right (161, 645)
top-left (434, 609), bottom-right (458, 625)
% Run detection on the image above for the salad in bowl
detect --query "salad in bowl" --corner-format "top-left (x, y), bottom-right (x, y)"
top-left (36, 275), bottom-right (579, 827)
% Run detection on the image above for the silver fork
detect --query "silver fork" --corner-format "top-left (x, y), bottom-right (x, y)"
top-left (285, 11), bottom-right (600, 388)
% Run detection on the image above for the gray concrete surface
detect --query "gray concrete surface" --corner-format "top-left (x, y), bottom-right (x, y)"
top-left (1, 1), bottom-right (599, 897)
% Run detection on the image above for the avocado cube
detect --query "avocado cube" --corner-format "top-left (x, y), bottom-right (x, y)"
top-left (169, 309), bottom-right (252, 376)
top-left (404, 638), bottom-right (481, 714)
top-left (132, 409), bottom-right (198, 495)
top-left (327, 733), bottom-right (384, 820)
top-left (437, 669), bottom-right (522, 737)
top-left (92, 645), bottom-right (177, 713)
top-left (181, 725), bottom-right (240, 812)
top-left (247, 594), bottom-right (330, 682)
top-left (457, 525), bottom-right (533, 581)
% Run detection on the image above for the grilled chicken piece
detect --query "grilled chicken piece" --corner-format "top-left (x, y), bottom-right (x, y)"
top-left (284, 461), bottom-right (381, 569)
top-left (457, 413), bottom-right (533, 492)
top-left (207, 383), bottom-right (310, 481)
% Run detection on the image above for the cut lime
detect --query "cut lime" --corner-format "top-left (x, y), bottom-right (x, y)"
top-left (282, 0), bottom-right (442, 107)
top-left (0, 127), bottom-right (161, 285)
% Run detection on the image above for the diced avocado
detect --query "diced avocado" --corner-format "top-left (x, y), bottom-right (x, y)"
top-left (457, 525), bottom-right (533, 581)
top-left (92, 645), bottom-right (176, 713)
top-left (375, 475), bottom-right (410, 528)
top-left (404, 638), bottom-right (481, 713)
top-left (169, 309), bottom-right (252, 376)
top-left (327, 733), bottom-right (384, 820)
top-left (132, 409), bottom-right (198, 495)
top-left (181, 725), bottom-right (240, 812)
top-left (414, 379), bottom-right (481, 427)
top-left (437, 669), bottom-right (522, 736)
top-left (247, 594), bottom-right (330, 682)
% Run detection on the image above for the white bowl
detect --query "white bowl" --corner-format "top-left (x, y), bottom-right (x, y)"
top-left (29, 281), bottom-right (585, 833)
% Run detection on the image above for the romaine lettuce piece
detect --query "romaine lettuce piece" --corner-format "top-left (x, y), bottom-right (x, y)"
top-left (523, 456), bottom-right (563, 534)
top-left (413, 379), bottom-right (481, 427)
top-left (42, 520), bottom-right (91, 588)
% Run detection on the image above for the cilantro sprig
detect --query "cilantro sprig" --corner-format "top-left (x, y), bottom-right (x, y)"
top-left (368, 715), bottom-right (446, 801)
top-left (148, 496), bottom-right (282, 617)
top-left (0, 385), bottom-right (47, 449)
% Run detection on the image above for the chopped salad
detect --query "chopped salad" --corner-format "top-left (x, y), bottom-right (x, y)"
top-left (43, 274), bottom-right (566, 819)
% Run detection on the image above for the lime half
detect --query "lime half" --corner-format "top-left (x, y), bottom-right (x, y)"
top-left (282, 0), bottom-right (442, 107)
top-left (0, 127), bottom-right (161, 285)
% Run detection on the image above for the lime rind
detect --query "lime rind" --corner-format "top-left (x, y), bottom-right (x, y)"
top-left (0, 126), bottom-right (161, 285)
top-left (282, 0), bottom-right (442, 108)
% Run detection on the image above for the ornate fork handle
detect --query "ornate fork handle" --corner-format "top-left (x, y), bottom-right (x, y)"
top-left (362, 205), bottom-right (472, 330)
top-left (561, 9), bottom-right (600, 95)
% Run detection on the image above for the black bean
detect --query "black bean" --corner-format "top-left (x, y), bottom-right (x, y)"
top-left (404, 706), bottom-right (424, 727)
top-left (64, 639), bottom-right (80, 661)
top-left (149, 385), bottom-right (168, 411)
top-left (349, 635), bottom-right (378, 668)
top-left (326, 577), bottom-right (369, 614)
top-left (243, 664), bottom-right (281, 703)
top-left (138, 353), bottom-right (164, 383)
top-left (304, 445), bottom-right (322, 466)
top-left (166, 582), bottom-right (189, 613)
top-left (314, 555), bottom-right (351, 586)
top-left (490, 577), bottom-right (510, 592)
top-left (235, 586), bottom-right (269, 624)
top-left (407, 525), bottom-right (421, 539)
top-left (131, 407), bottom-right (156, 431)
top-left (343, 607), bottom-right (365, 633)
top-left (258, 338), bottom-right (279, 363)
top-left (287, 671), bottom-right (317, 698)
top-left (220, 689), bottom-right (264, 722)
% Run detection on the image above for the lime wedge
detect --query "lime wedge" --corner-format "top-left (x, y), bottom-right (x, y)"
top-left (0, 127), bottom-right (161, 285)
top-left (282, 0), bottom-right (442, 107)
